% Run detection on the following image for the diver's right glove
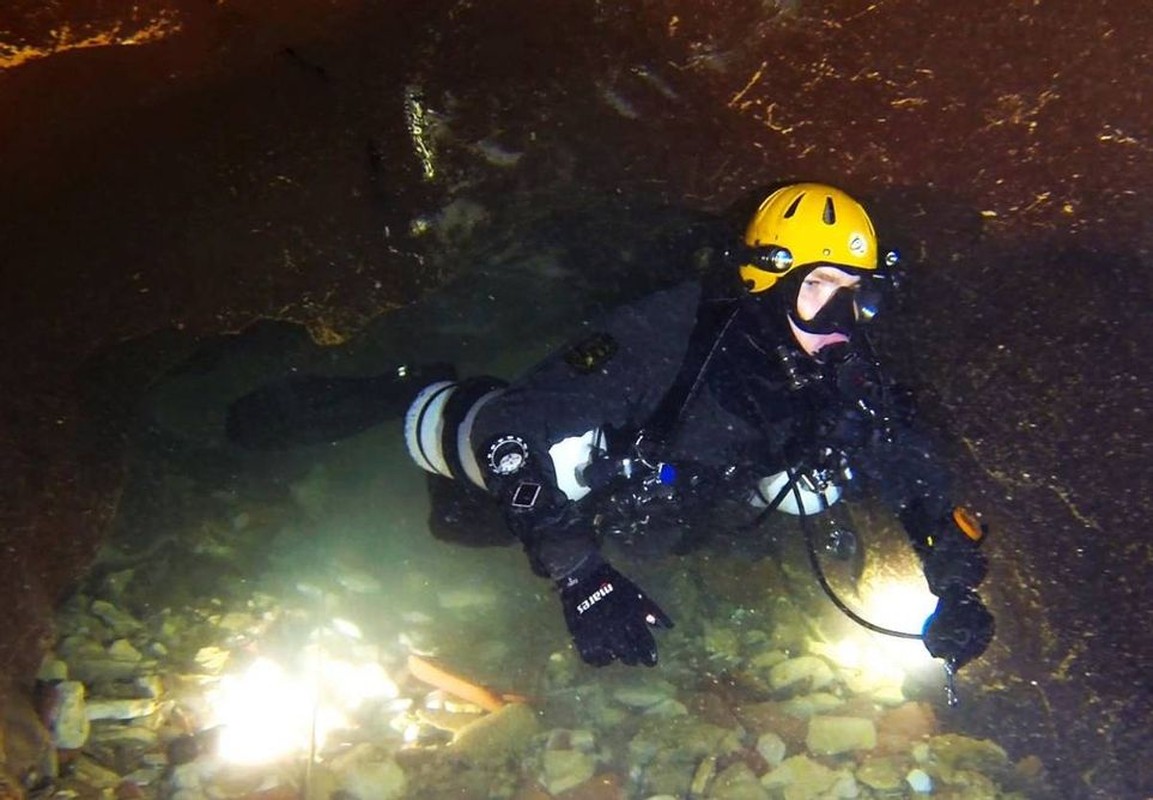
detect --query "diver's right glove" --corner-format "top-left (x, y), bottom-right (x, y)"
top-left (558, 553), bottom-right (673, 667)
top-left (922, 588), bottom-right (995, 669)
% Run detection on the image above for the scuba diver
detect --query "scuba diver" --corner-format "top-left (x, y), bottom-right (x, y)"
top-left (399, 182), bottom-right (995, 684)
top-left (226, 182), bottom-right (993, 692)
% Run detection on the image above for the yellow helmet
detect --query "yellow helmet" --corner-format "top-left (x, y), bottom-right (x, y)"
top-left (739, 183), bottom-right (878, 293)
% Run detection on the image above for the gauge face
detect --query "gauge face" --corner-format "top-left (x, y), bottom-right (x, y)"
top-left (487, 435), bottom-right (530, 476)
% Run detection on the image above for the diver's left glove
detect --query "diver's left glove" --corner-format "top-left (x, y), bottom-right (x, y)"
top-left (923, 588), bottom-right (995, 669)
top-left (922, 508), bottom-right (989, 597)
top-left (558, 553), bottom-right (673, 667)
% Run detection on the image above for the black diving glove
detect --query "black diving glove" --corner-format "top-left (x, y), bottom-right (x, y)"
top-left (923, 525), bottom-right (988, 597)
top-left (922, 588), bottom-right (995, 669)
top-left (910, 506), bottom-right (989, 597)
top-left (558, 554), bottom-right (673, 667)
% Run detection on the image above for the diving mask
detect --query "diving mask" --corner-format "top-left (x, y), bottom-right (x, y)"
top-left (789, 272), bottom-right (888, 337)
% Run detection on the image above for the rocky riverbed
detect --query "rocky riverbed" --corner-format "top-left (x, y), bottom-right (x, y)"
top-left (20, 432), bottom-right (1049, 800)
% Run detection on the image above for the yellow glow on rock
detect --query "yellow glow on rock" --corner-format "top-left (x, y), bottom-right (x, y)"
top-left (0, 13), bottom-right (183, 71)
top-left (812, 574), bottom-right (941, 697)
top-left (210, 657), bottom-right (329, 765)
top-left (207, 646), bottom-right (400, 765)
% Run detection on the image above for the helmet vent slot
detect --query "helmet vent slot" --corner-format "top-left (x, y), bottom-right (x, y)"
top-left (784, 195), bottom-right (804, 218)
top-left (823, 196), bottom-right (836, 224)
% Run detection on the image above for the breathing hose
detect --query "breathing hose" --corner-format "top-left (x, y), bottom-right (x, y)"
top-left (786, 469), bottom-right (924, 641)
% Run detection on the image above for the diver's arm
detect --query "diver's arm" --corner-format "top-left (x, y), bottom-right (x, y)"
top-left (481, 452), bottom-right (673, 667)
top-left (465, 374), bottom-right (680, 670)
top-left (897, 495), bottom-right (989, 597)
top-left (483, 454), bottom-right (597, 579)
top-left (865, 427), bottom-right (995, 669)
top-left (829, 361), bottom-right (995, 669)
top-left (420, 284), bottom-right (698, 664)
top-left (856, 423), bottom-right (990, 593)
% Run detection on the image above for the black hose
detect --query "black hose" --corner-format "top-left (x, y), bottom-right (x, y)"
top-left (787, 470), bottom-right (924, 640)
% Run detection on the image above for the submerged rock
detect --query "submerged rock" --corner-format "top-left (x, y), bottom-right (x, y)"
top-left (925, 733), bottom-right (1009, 774)
top-left (612, 678), bottom-right (677, 709)
top-left (89, 722), bottom-right (158, 747)
top-left (805, 715), bottom-right (877, 756)
top-left (62, 633), bottom-right (150, 685)
top-left (69, 755), bottom-right (122, 790)
top-left (51, 680), bottom-right (90, 749)
top-left (702, 621), bottom-right (742, 664)
top-left (689, 754), bottom-right (718, 797)
top-left (85, 698), bottom-right (158, 721)
top-left (107, 638), bottom-right (144, 663)
top-left (710, 761), bottom-right (769, 800)
top-left (855, 756), bottom-right (906, 791)
top-left (90, 600), bottom-right (145, 637)
top-left (540, 748), bottom-right (597, 795)
top-left (627, 715), bottom-right (742, 797)
top-left (906, 767), bottom-right (933, 793)
top-left (876, 701), bottom-right (937, 753)
top-left (755, 731), bottom-right (787, 768)
top-left (780, 692), bottom-right (844, 719)
top-left (767, 656), bottom-right (835, 694)
top-left (336, 758), bottom-right (408, 800)
top-left (761, 755), bottom-right (838, 798)
top-left (732, 701), bottom-right (808, 750)
top-left (544, 728), bottom-right (597, 753)
top-left (644, 697), bottom-right (688, 718)
top-left (452, 703), bottom-right (539, 761)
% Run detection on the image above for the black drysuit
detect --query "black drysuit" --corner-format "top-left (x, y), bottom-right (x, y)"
top-left (425, 279), bottom-right (993, 668)
top-left (438, 282), bottom-right (930, 566)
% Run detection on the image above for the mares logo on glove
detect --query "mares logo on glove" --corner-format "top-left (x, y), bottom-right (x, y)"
top-left (559, 555), bottom-right (673, 667)
top-left (576, 581), bottom-right (614, 615)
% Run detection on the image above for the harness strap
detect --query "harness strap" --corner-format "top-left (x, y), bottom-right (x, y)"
top-left (638, 296), bottom-right (741, 451)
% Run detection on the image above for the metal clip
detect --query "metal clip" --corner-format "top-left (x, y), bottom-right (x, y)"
top-left (943, 659), bottom-right (960, 707)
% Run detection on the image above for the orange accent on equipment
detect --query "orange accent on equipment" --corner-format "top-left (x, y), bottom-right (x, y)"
top-left (406, 654), bottom-right (517, 712)
top-left (952, 506), bottom-right (985, 542)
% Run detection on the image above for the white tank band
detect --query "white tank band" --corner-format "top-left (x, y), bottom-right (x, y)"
top-left (404, 381), bottom-right (456, 476)
top-left (456, 388), bottom-right (506, 488)
top-left (750, 470), bottom-right (842, 515)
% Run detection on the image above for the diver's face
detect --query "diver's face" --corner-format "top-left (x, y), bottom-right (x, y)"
top-left (788, 266), bottom-right (861, 356)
